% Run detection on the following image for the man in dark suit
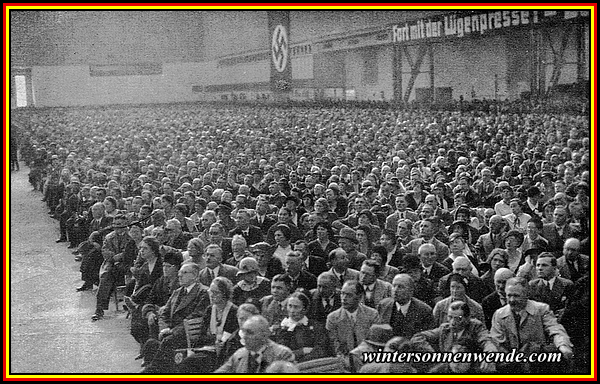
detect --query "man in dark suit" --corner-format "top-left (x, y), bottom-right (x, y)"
top-left (359, 259), bottom-right (392, 309)
top-left (250, 199), bottom-right (277, 236)
top-left (412, 301), bottom-right (497, 373)
top-left (294, 239), bottom-right (328, 278)
top-left (377, 274), bottom-right (434, 338)
top-left (229, 209), bottom-right (264, 246)
top-left (481, 268), bottom-right (514, 329)
top-left (81, 202), bottom-right (113, 248)
top-left (542, 207), bottom-right (577, 256)
top-left (207, 222), bottom-right (233, 261)
top-left (309, 273), bottom-right (341, 325)
top-left (557, 238), bottom-right (589, 282)
top-left (140, 262), bottom-right (210, 373)
top-left (198, 244), bottom-right (239, 287)
top-left (528, 253), bottom-right (574, 316)
top-left (284, 251), bottom-right (317, 292)
top-left (418, 243), bottom-right (450, 285)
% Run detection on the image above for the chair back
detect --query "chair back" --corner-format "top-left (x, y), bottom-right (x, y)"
top-left (183, 318), bottom-right (204, 349)
top-left (297, 356), bottom-right (349, 373)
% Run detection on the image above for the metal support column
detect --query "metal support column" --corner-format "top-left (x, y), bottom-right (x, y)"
top-left (403, 44), bottom-right (427, 104)
top-left (429, 43), bottom-right (434, 104)
top-left (546, 24), bottom-right (572, 97)
top-left (393, 44), bottom-right (403, 106)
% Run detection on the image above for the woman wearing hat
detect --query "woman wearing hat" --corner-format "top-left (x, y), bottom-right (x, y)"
top-left (432, 274), bottom-right (485, 326)
top-left (231, 257), bottom-right (271, 306)
top-left (272, 291), bottom-right (332, 363)
top-left (504, 230), bottom-right (525, 273)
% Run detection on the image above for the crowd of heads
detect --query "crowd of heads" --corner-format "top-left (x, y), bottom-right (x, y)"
top-left (12, 96), bottom-right (591, 374)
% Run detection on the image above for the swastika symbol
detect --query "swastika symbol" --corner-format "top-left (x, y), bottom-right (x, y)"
top-left (271, 25), bottom-right (288, 73)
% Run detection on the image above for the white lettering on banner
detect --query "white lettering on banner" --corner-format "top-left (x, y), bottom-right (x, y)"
top-left (271, 25), bottom-right (288, 73)
top-left (391, 10), bottom-right (587, 43)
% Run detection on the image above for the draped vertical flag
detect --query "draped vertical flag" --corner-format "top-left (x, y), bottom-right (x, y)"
top-left (268, 11), bottom-right (292, 96)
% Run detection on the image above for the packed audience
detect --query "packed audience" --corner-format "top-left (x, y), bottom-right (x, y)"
top-left (11, 96), bottom-right (591, 374)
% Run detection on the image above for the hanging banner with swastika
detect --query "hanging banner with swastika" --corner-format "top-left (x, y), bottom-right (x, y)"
top-left (268, 11), bottom-right (292, 96)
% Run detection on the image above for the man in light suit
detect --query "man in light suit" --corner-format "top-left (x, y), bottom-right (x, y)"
top-left (215, 315), bottom-right (295, 373)
top-left (400, 218), bottom-right (449, 262)
top-left (198, 244), bottom-right (239, 287)
top-left (557, 238), bottom-right (589, 283)
top-left (324, 248), bottom-right (360, 290)
top-left (490, 277), bottom-right (573, 374)
top-left (326, 281), bottom-right (382, 356)
top-left (474, 215), bottom-right (507, 262)
top-left (141, 262), bottom-right (210, 373)
top-left (377, 274), bottom-right (433, 338)
top-left (385, 194), bottom-right (419, 231)
top-left (528, 253), bottom-right (574, 316)
top-left (359, 259), bottom-right (392, 309)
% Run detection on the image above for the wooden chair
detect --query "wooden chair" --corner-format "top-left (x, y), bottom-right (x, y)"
top-left (113, 285), bottom-right (126, 311)
top-left (297, 356), bottom-right (349, 373)
top-left (174, 318), bottom-right (206, 365)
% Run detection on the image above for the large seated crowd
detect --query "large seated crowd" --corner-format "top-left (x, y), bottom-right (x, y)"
top-left (11, 96), bottom-right (591, 374)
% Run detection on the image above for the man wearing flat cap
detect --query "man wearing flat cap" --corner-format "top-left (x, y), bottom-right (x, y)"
top-left (350, 324), bottom-right (394, 372)
top-left (337, 227), bottom-right (367, 271)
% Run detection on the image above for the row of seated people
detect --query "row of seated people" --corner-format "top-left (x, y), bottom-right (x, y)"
top-left (76, 214), bottom-right (589, 374)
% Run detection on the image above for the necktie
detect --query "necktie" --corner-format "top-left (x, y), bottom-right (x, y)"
top-left (176, 288), bottom-right (187, 307)
top-left (209, 269), bottom-right (215, 281)
top-left (365, 289), bottom-right (374, 308)
top-left (247, 352), bottom-right (259, 373)
top-left (513, 311), bottom-right (522, 348)
top-left (400, 211), bottom-right (404, 219)
top-left (324, 299), bottom-right (332, 313)
top-left (514, 216), bottom-right (520, 228)
top-left (423, 268), bottom-right (429, 278)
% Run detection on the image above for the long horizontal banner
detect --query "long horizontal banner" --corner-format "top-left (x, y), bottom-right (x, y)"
top-left (89, 63), bottom-right (162, 77)
top-left (392, 10), bottom-right (589, 43)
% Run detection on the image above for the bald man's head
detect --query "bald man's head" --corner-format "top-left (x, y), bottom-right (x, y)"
top-left (452, 256), bottom-right (472, 276)
top-left (494, 268), bottom-right (515, 297)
